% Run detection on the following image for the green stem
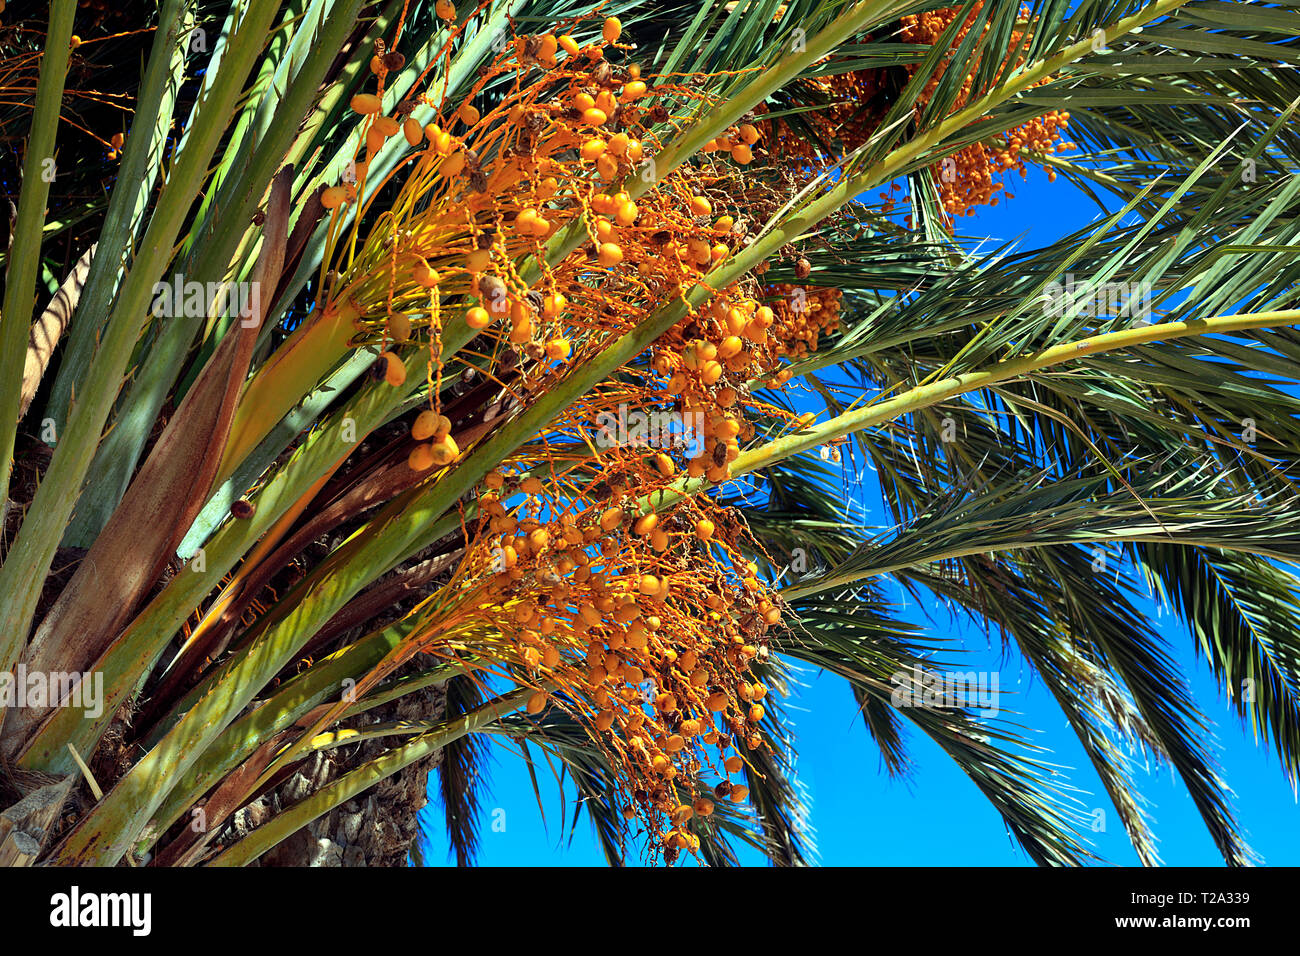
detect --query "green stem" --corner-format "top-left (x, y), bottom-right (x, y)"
top-left (0, 0), bottom-right (75, 516)
top-left (783, 533), bottom-right (1300, 602)
top-left (306, 719), bottom-right (448, 751)
top-left (0, 0), bottom-right (76, 703)
top-left (736, 310), bottom-right (1300, 475)
top-left (639, 310), bottom-right (1300, 517)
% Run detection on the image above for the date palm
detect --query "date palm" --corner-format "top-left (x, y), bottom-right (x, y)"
top-left (0, 0), bottom-right (1297, 868)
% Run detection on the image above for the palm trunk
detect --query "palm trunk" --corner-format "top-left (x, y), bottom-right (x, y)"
top-left (221, 679), bottom-right (446, 867)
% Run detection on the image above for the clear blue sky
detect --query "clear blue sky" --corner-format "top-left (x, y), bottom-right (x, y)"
top-left (421, 156), bottom-right (1300, 868)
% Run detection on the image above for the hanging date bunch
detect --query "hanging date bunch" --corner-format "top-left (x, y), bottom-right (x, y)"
top-left (900, 3), bottom-right (1074, 221)
top-left (755, 3), bottom-right (1074, 224)
top-left (292, 10), bottom-right (820, 862)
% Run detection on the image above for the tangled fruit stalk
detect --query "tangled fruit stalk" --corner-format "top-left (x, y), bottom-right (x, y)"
top-left (300, 11), bottom-right (848, 861)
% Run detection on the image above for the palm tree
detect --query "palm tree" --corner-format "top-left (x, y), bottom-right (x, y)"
top-left (0, 0), bottom-right (1297, 868)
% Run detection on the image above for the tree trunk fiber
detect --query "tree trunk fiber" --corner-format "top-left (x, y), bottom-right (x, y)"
top-left (219, 678), bottom-right (446, 867)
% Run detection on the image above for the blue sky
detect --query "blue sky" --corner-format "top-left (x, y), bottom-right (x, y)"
top-left (420, 154), bottom-right (1300, 868)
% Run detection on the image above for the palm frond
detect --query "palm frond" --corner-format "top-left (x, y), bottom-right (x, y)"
top-left (435, 674), bottom-right (492, 867)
